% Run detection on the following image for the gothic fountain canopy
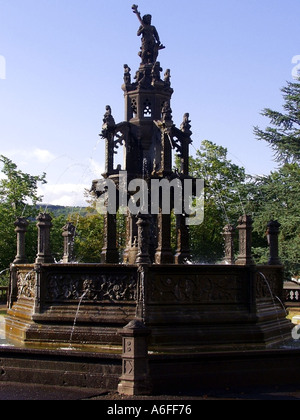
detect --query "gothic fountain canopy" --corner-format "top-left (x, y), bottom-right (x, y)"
top-left (93, 4), bottom-right (195, 266)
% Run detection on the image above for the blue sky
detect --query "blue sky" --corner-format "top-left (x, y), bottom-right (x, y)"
top-left (0, 0), bottom-right (299, 207)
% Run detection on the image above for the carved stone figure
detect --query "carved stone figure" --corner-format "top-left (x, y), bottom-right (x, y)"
top-left (102, 105), bottom-right (115, 129)
top-left (124, 64), bottom-right (132, 85)
top-left (180, 113), bottom-right (192, 135)
top-left (132, 4), bottom-right (165, 64)
top-left (161, 101), bottom-right (173, 123)
top-left (164, 69), bottom-right (171, 86)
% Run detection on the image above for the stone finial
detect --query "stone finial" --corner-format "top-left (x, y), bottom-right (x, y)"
top-left (236, 215), bottom-right (254, 266)
top-left (223, 224), bottom-right (236, 265)
top-left (13, 217), bottom-right (29, 264)
top-left (35, 213), bottom-right (54, 264)
top-left (62, 222), bottom-right (76, 263)
top-left (267, 220), bottom-right (281, 265)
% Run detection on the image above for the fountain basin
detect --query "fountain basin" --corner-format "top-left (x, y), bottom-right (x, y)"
top-left (0, 344), bottom-right (300, 393)
top-left (6, 263), bottom-right (292, 351)
top-left (1, 262), bottom-right (298, 394)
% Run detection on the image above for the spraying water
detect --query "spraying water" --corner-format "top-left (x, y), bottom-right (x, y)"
top-left (68, 290), bottom-right (88, 349)
top-left (0, 268), bottom-right (10, 277)
top-left (258, 271), bottom-right (287, 343)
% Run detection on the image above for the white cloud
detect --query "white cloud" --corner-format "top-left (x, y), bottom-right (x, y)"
top-left (1, 148), bottom-right (56, 165)
top-left (38, 183), bottom-right (89, 207)
top-left (0, 149), bottom-right (101, 207)
top-left (32, 148), bottom-right (56, 164)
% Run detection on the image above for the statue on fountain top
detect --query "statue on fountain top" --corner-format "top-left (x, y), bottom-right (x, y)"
top-left (132, 4), bottom-right (165, 65)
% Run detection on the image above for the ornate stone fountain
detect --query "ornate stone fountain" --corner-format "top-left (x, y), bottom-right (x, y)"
top-left (4, 5), bottom-right (294, 396)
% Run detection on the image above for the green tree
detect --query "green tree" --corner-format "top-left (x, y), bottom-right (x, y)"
top-left (254, 79), bottom-right (300, 164)
top-left (253, 78), bottom-right (300, 278)
top-left (188, 140), bottom-right (248, 263)
top-left (0, 155), bottom-right (46, 215)
top-left (0, 156), bottom-right (47, 272)
top-left (248, 164), bottom-right (300, 278)
top-left (68, 209), bottom-right (105, 263)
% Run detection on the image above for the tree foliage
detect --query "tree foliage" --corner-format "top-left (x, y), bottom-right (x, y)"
top-left (248, 164), bottom-right (300, 277)
top-left (253, 78), bottom-right (300, 278)
top-left (254, 79), bottom-right (300, 164)
top-left (188, 140), bottom-right (248, 263)
top-left (68, 209), bottom-right (105, 263)
top-left (0, 156), bottom-right (47, 272)
top-left (0, 155), bottom-right (46, 216)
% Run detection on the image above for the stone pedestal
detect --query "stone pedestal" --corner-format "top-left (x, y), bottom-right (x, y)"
top-left (13, 217), bottom-right (29, 264)
top-left (223, 224), bottom-right (236, 265)
top-left (236, 215), bottom-right (254, 266)
top-left (35, 213), bottom-right (54, 264)
top-left (62, 223), bottom-right (76, 263)
top-left (118, 319), bottom-right (151, 396)
top-left (267, 220), bottom-right (281, 265)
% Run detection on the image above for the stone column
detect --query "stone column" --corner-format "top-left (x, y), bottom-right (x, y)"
top-left (118, 319), bottom-right (151, 396)
top-left (155, 212), bottom-right (173, 264)
top-left (8, 264), bottom-right (18, 309)
top-left (174, 213), bottom-right (190, 264)
top-left (104, 133), bottom-right (115, 176)
top-left (101, 212), bottom-right (119, 264)
top-left (236, 215), bottom-right (255, 266)
top-left (62, 223), bottom-right (76, 263)
top-left (267, 220), bottom-right (281, 265)
top-left (135, 213), bottom-right (151, 265)
top-left (33, 263), bottom-right (42, 314)
top-left (159, 105), bottom-right (173, 176)
top-left (123, 213), bottom-right (139, 265)
top-left (35, 213), bottom-right (54, 264)
top-left (223, 224), bottom-right (236, 265)
top-left (13, 217), bottom-right (29, 264)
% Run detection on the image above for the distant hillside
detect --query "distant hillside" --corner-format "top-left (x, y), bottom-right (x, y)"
top-left (36, 205), bottom-right (89, 218)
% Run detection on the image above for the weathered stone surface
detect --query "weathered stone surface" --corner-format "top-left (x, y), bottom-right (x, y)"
top-left (13, 218), bottom-right (29, 264)
top-left (36, 213), bottom-right (54, 264)
top-left (6, 263), bottom-right (291, 351)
